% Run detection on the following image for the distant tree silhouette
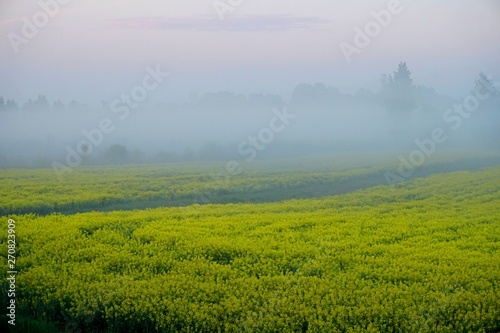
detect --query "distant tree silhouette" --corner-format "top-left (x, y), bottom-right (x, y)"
top-left (22, 99), bottom-right (34, 111)
top-left (198, 92), bottom-right (247, 110)
top-left (381, 62), bottom-right (416, 142)
top-left (52, 100), bottom-right (66, 112)
top-left (289, 82), bottom-right (342, 110)
top-left (248, 93), bottom-right (283, 109)
top-left (475, 72), bottom-right (496, 93)
top-left (68, 100), bottom-right (88, 112)
top-left (473, 72), bottom-right (498, 110)
top-left (34, 95), bottom-right (50, 110)
top-left (381, 62), bottom-right (415, 114)
top-left (105, 144), bottom-right (129, 164)
top-left (472, 72), bottom-right (500, 124)
top-left (5, 99), bottom-right (17, 111)
top-left (21, 95), bottom-right (51, 112)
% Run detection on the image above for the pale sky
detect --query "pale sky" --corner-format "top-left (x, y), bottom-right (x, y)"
top-left (1, 0), bottom-right (499, 104)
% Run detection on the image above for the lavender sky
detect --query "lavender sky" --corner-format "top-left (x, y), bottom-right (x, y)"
top-left (1, 0), bottom-right (499, 105)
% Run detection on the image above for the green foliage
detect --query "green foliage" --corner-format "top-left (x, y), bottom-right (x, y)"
top-left (1, 166), bottom-right (499, 332)
top-left (1, 150), bottom-right (499, 217)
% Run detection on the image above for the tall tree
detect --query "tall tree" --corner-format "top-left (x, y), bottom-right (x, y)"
top-left (474, 72), bottom-right (497, 97)
top-left (473, 72), bottom-right (499, 114)
top-left (33, 95), bottom-right (50, 111)
top-left (5, 99), bottom-right (18, 111)
top-left (381, 62), bottom-right (415, 114)
top-left (52, 100), bottom-right (66, 112)
top-left (380, 62), bottom-right (416, 143)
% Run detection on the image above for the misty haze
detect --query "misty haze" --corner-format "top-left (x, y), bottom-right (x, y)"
top-left (1, 66), bottom-right (499, 168)
top-left (1, 1), bottom-right (499, 332)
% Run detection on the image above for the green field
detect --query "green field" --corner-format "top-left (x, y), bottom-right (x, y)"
top-left (1, 152), bottom-right (500, 332)
top-left (1, 150), bottom-right (499, 216)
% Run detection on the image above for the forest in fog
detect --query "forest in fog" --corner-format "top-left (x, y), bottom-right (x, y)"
top-left (1, 64), bottom-right (498, 168)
